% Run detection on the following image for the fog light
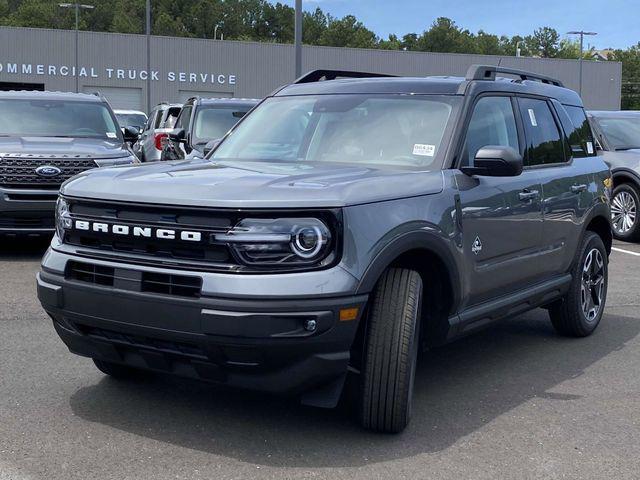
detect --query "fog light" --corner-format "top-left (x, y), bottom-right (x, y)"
top-left (304, 319), bottom-right (317, 332)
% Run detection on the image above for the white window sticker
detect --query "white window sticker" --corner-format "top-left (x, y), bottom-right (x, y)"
top-left (586, 141), bottom-right (594, 154)
top-left (413, 144), bottom-right (435, 157)
top-left (527, 108), bottom-right (538, 127)
top-left (106, 132), bottom-right (117, 138)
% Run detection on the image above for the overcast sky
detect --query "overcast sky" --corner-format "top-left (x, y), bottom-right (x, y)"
top-left (278, 0), bottom-right (637, 50)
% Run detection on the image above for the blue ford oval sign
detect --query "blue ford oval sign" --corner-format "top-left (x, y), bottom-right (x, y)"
top-left (35, 165), bottom-right (62, 177)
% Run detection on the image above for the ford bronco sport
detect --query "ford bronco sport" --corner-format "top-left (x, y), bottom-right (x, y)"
top-left (0, 91), bottom-right (139, 235)
top-left (37, 66), bottom-right (612, 433)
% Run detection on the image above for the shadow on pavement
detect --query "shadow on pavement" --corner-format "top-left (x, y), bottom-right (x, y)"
top-left (67, 310), bottom-right (640, 468)
top-left (0, 235), bottom-right (51, 260)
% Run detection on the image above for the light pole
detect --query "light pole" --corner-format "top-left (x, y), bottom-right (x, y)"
top-left (294, 0), bottom-right (302, 78)
top-left (567, 30), bottom-right (597, 95)
top-left (146, 0), bottom-right (151, 113)
top-left (59, 3), bottom-right (94, 93)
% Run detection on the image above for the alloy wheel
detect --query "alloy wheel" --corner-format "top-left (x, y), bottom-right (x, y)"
top-left (611, 190), bottom-right (637, 235)
top-left (581, 248), bottom-right (605, 322)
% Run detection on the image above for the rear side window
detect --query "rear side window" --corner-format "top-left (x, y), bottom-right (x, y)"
top-left (175, 106), bottom-right (193, 130)
top-left (163, 107), bottom-right (181, 128)
top-left (518, 98), bottom-right (566, 166)
top-left (563, 105), bottom-right (596, 157)
top-left (462, 96), bottom-right (519, 167)
top-left (153, 109), bottom-right (163, 129)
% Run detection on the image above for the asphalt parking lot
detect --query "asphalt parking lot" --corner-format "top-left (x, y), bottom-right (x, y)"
top-left (1, 237), bottom-right (639, 480)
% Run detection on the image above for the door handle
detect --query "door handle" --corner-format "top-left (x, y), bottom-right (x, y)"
top-left (518, 189), bottom-right (539, 201)
top-left (571, 184), bottom-right (588, 193)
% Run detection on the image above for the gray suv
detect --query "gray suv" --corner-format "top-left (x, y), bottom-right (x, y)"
top-left (37, 66), bottom-right (612, 433)
top-left (132, 103), bottom-right (182, 162)
top-left (588, 110), bottom-right (640, 240)
top-left (0, 91), bottom-right (139, 235)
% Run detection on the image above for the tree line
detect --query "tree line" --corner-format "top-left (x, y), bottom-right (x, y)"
top-left (0, 0), bottom-right (638, 108)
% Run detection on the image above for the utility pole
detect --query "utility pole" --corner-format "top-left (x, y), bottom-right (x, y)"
top-left (567, 30), bottom-right (597, 95)
top-left (294, 0), bottom-right (302, 78)
top-left (59, 3), bottom-right (94, 93)
top-left (146, 0), bottom-right (151, 113)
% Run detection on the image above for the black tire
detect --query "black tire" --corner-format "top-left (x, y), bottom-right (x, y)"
top-left (611, 183), bottom-right (640, 241)
top-left (93, 359), bottom-right (140, 379)
top-left (359, 268), bottom-right (422, 433)
top-left (548, 231), bottom-right (608, 337)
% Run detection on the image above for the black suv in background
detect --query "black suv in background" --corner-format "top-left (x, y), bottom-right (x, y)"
top-left (588, 110), bottom-right (640, 240)
top-left (38, 67), bottom-right (611, 433)
top-left (161, 97), bottom-right (258, 161)
top-left (0, 91), bottom-right (139, 235)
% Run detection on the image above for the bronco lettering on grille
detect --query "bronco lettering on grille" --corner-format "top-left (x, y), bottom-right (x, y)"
top-left (74, 220), bottom-right (202, 242)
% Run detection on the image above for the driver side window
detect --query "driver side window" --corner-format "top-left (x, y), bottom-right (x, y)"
top-left (462, 96), bottom-right (519, 167)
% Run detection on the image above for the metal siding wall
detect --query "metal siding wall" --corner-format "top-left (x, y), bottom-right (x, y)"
top-left (0, 26), bottom-right (621, 111)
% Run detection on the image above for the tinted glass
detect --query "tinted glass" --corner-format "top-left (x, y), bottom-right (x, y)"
top-left (192, 106), bottom-right (250, 145)
top-left (463, 96), bottom-right (519, 167)
top-left (594, 115), bottom-right (640, 150)
top-left (0, 99), bottom-right (119, 139)
top-left (212, 94), bottom-right (459, 169)
top-left (163, 107), bottom-right (181, 128)
top-left (153, 109), bottom-right (163, 129)
top-left (564, 105), bottom-right (596, 157)
top-left (115, 113), bottom-right (147, 129)
top-left (175, 106), bottom-right (192, 130)
top-left (519, 98), bottom-right (565, 166)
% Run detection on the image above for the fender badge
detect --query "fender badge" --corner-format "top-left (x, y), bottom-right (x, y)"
top-left (472, 236), bottom-right (482, 255)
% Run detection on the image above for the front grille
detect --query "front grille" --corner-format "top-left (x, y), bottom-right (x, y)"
top-left (0, 213), bottom-right (55, 229)
top-left (66, 260), bottom-right (203, 298)
top-left (64, 198), bottom-right (238, 269)
top-left (0, 155), bottom-right (97, 187)
top-left (77, 325), bottom-right (207, 360)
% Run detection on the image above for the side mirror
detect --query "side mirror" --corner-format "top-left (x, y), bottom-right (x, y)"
top-left (203, 138), bottom-right (222, 157)
top-left (169, 128), bottom-right (186, 143)
top-left (461, 146), bottom-right (523, 177)
top-left (122, 126), bottom-right (140, 143)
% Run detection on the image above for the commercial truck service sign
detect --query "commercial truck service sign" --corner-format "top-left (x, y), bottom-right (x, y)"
top-left (0, 62), bottom-right (237, 85)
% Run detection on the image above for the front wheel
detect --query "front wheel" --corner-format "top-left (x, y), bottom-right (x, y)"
top-left (548, 232), bottom-right (608, 337)
top-left (358, 268), bottom-right (422, 433)
top-left (611, 183), bottom-right (640, 241)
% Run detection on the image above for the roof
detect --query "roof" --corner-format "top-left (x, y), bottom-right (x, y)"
top-left (588, 110), bottom-right (640, 118)
top-left (0, 90), bottom-right (105, 102)
top-left (274, 75), bottom-right (583, 106)
top-left (195, 97), bottom-right (260, 107)
top-left (114, 109), bottom-right (147, 115)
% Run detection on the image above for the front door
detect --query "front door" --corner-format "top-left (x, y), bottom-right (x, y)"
top-left (456, 95), bottom-right (545, 307)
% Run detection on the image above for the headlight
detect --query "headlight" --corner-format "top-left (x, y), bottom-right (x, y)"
top-left (55, 196), bottom-right (72, 240)
top-left (214, 217), bottom-right (334, 268)
top-left (94, 155), bottom-right (139, 167)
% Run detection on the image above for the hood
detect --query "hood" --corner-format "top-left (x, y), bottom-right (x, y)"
top-left (61, 159), bottom-right (444, 208)
top-left (601, 149), bottom-right (640, 174)
top-left (0, 136), bottom-right (130, 159)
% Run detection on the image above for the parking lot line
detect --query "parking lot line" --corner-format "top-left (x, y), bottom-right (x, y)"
top-left (612, 247), bottom-right (640, 257)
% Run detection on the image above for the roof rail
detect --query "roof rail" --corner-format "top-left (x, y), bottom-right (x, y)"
top-left (466, 64), bottom-right (564, 87)
top-left (294, 69), bottom-right (396, 84)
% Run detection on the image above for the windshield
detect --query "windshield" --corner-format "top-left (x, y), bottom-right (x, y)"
top-left (596, 116), bottom-right (640, 150)
top-left (0, 99), bottom-right (120, 139)
top-left (193, 106), bottom-right (251, 145)
top-left (211, 94), bottom-right (458, 169)
top-left (116, 113), bottom-right (147, 129)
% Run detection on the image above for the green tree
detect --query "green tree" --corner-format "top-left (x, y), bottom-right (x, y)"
top-left (416, 17), bottom-right (477, 53)
top-left (319, 14), bottom-right (378, 49)
top-left (525, 26), bottom-right (560, 57)
top-left (378, 34), bottom-right (402, 50)
top-left (400, 33), bottom-right (419, 51)
top-left (475, 30), bottom-right (503, 55)
top-left (609, 44), bottom-right (640, 109)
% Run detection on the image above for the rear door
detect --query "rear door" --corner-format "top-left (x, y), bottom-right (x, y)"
top-left (515, 97), bottom-right (595, 276)
top-left (456, 95), bottom-right (545, 306)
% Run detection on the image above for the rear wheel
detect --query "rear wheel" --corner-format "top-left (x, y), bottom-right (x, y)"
top-left (93, 359), bottom-right (140, 379)
top-left (548, 231), bottom-right (608, 337)
top-left (359, 268), bottom-right (422, 433)
top-left (611, 183), bottom-right (640, 241)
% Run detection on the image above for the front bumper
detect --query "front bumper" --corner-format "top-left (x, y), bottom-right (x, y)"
top-left (0, 186), bottom-right (57, 234)
top-left (37, 248), bottom-right (367, 403)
